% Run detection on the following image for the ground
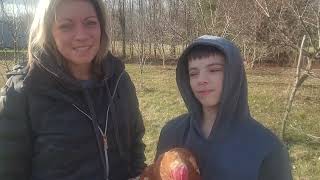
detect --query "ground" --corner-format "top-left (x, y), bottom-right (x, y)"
top-left (125, 64), bottom-right (320, 180)
top-left (0, 62), bottom-right (319, 179)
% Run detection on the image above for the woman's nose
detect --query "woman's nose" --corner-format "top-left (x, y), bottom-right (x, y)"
top-left (74, 24), bottom-right (89, 41)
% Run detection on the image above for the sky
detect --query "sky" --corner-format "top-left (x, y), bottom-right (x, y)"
top-left (3, 0), bottom-right (38, 5)
top-left (1, 0), bottom-right (38, 16)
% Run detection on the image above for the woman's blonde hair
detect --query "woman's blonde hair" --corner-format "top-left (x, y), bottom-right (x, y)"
top-left (28, 0), bottom-right (110, 76)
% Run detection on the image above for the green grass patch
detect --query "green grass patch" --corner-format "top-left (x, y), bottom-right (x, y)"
top-left (126, 65), bottom-right (320, 179)
top-left (0, 63), bottom-right (318, 179)
top-left (0, 50), bottom-right (27, 62)
top-left (0, 49), bottom-right (27, 53)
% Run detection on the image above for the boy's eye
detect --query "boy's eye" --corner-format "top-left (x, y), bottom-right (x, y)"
top-left (209, 67), bottom-right (224, 73)
top-left (189, 72), bottom-right (198, 77)
top-left (209, 69), bottom-right (220, 72)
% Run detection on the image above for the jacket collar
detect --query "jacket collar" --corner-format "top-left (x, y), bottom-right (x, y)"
top-left (24, 51), bottom-right (125, 92)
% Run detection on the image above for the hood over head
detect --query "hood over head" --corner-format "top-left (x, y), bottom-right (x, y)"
top-left (176, 35), bottom-right (251, 139)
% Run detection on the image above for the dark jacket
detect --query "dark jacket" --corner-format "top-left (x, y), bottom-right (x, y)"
top-left (0, 52), bottom-right (146, 180)
top-left (156, 35), bottom-right (292, 180)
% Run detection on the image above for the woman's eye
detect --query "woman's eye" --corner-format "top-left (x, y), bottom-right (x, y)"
top-left (59, 24), bottom-right (72, 31)
top-left (86, 20), bottom-right (98, 27)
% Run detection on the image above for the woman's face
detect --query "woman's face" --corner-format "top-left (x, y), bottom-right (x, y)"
top-left (51, 0), bottom-right (101, 70)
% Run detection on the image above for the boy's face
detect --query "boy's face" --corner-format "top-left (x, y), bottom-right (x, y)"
top-left (188, 54), bottom-right (225, 110)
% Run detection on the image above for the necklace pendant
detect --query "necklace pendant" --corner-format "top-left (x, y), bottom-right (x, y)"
top-left (102, 134), bottom-right (108, 149)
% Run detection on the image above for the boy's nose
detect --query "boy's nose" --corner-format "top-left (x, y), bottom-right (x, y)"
top-left (197, 73), bottom-right (208, 85)
top-left (198, 80), bottom-right (208, 86)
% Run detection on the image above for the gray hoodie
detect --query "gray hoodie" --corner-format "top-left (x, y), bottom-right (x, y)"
top-left (156, 35), bottom-right (292, 180)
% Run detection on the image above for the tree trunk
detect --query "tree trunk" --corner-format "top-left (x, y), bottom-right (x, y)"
top-left (119, 0), bottom-right (126, 59)
top-left (161, 41), bottom-right (166, 68)
top-left (154, 43), bottom-right (157, 60)
top-left (129, 0), bottom-right (134, 61)
top-left (281, 35), bottom-right (307, 141)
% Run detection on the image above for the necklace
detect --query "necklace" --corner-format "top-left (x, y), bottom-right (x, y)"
top-left (73, 71), bottom-right (125, 180)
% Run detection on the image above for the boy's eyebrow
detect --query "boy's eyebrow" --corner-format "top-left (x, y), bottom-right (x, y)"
top-left (188, 62), bottom-right (224, 71)
top-left (188, 67), bottom-right (198, 71)
top-left (189, 63), bottom-right (224, 70)
top-left (207, 63), bottom-right (224, 67)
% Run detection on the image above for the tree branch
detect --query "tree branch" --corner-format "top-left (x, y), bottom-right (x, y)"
top-left (281, 35), bottom-right (307, 141)
top-left (289, 124), bottom-right (320, 142)
top-left (292, 0), bottom-right (317, 50)
top-left (254, 0), bottom-right (270, 17)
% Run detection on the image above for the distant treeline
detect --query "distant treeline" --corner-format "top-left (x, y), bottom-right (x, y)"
top-left (1, 0), bottom-right (320, 67)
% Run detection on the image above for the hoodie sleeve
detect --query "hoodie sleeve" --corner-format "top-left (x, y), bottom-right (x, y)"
top-left (0, 75), bottom-right (32, 180)
top-left (155, 121), bottom-right (176, 159)
top-left (258, 144), bottom-right (293, 180)
top-left (155, 123), bottom-right (170, 159)
top-left (155, 115), bottom-right (189, 160)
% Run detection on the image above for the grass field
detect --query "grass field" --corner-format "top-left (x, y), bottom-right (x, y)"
top-left (0, 50), bottom-right (27, 63)
top-left (0, 62), bottom-right (319, 179)
top-left (125, 64), bottom-right (320, 180)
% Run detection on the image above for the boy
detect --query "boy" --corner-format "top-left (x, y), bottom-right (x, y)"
top-left (156, 35), bottom-right (292, 180)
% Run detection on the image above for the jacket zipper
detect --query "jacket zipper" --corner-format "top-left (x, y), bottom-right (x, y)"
top-left (72, 102), bottom-right (110, 180)
top-left (71, 71), bottom-right (125, 180)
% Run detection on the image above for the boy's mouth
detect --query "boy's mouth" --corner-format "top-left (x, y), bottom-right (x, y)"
top-left (197, 90), bottom-right (213, 96)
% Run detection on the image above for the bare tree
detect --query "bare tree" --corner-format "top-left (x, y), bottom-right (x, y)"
top-left (253, 0), bottom-right (320, 141)
top-left (0, 0), bottom-right (31, 67)
top-left (118, 0), bottom-right (126, 59)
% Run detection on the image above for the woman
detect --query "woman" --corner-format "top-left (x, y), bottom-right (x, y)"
top-left (0, 0), bottom-right (146, 179)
